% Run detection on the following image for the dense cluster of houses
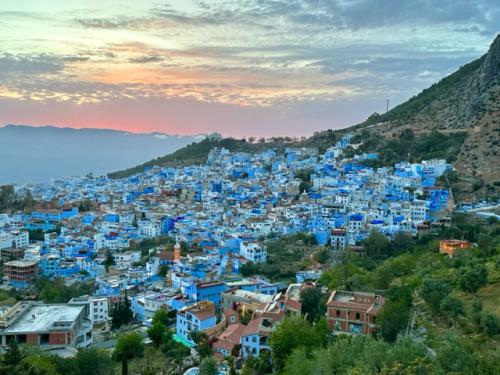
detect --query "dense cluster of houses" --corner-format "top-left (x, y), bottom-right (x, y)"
top-left (0, 134), bottom-right (457, 356)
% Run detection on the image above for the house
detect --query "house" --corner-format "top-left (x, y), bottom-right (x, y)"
top-left (4, 260), bottom-right (38, 287)
top-left (0, 301), bottom-right (92, 349)
top-left (175, 301), bottom-right (224, 345)
top-left (240, 241), bottom-right (267, 263)
top-left (69, 295), bottom-right (109, 324)
top-left (326, 290), bottom-right (384, 335)
top-left (212, 322), bottom-right (245, 358)
top-left (185, 281), bottom-right (229, 308)
top-left (439, 239), bottom-right (471, 257)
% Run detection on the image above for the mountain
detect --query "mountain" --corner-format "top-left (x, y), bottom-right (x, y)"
top-left (110, 35), bottom-right (499, 197)
top-left (0, 125), bottom-right (204, 184)
top-left (356, 34), bottom-right (500, 186)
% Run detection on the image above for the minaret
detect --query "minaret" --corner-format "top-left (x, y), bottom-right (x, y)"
top-left (173, 240), bottom-right (181, 262)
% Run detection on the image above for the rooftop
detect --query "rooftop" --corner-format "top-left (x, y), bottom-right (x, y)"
top-left (2, 303), bottom-right (85, 333)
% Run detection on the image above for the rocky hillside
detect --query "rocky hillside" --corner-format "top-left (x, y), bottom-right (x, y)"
top-left (358, 34), bottom-right (500, 188)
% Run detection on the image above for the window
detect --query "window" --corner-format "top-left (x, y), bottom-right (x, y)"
top-left (336, 310), bottom-right (340, 317)
top-left (355, 312), bottom-right (360, 320)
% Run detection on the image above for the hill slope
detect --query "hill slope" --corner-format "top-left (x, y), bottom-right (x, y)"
top-left (110, 35), bottom-right (499, 194)
top-left (358, 34), bottom-right (500, 185)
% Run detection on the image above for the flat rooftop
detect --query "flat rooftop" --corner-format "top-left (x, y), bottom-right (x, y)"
top-left (3, 304), bottom-right (84, 333)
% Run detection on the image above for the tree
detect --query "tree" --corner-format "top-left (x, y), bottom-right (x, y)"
top-left (111, 291), bottom-right (134, 330)
top-left (300, 287), bottom-right (323, 323)
top-left (435, 333), bottom-right (474, 374)
top-left (316, 248), bottom-right (330, 264)
top-left (420, 278), bottom-right (451, 315)
top-left (147, 323), bottom-right (166, 348)
top-left (480, 313), bottom-right (500, 337)
top-left (269, 316), bottom-right (326, 371)
top-left (158, 264), bottom-right (169, 277)
top-left (458, 264), bottom-right (488, 293)
top-left (243, 350), bottom-right (272, 375)
top-left (190, 331), bottom-right (212, 359)
top-left (104, 251), bottom-right (115, 272)
top-left (115, 333), bottom-right (145, 375)
top-left (75, 348), bottom-right (114, 375)
top-left (18, 355), bottom-right (59, 375)
top-left (440, 296), bottom-right (464, 323)
top-left (364, 230), bottom-right (391, 259)
top-left (377, 299), bottom-right (410, 342)
top-left (2, 339), bottom-right (25, 371)
top-left (199, 356), bottom-right (218, 375)
top-left (391, 232), bottom-right (414, 255)
top-left (240, 262), bottom-right (259, 277)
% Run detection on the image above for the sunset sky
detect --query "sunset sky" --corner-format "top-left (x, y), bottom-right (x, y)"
top-left (0, 1), bottom-right (498, 136)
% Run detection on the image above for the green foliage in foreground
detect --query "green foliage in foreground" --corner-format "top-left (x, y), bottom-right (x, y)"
top-left (282, 332), bottom-right (499, 375)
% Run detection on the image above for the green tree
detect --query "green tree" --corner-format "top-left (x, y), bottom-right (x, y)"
top-left (300, 287), bottom-right (323, 323)
top-left (190, 331), bottom-right (212, 359)
top-left (377, 299), bottom-right (410, 342)
top-left (440, 296), bottom-right (464, 323)
top-left (19, 355), bottom-right (59, 375)
top-left (111, 292), bottom-right (134, 330)
top-left (199, 356), bottom-right (218, 375)
top-left (75, 348), bottom-right (114, 375)
top-left (2, 339), bottom-right (25, 371)
top-left (391, 232), bottom-right (415, 255)
top-left (480, 313), bottom-right (500, 337)
top-left (420, 278), bottom-right (450, 315)
top-left (158, 264), bottom-right (169, 277)
top-left (269, 316), bottom-right (326, 371)
top-left (104, 251), bottom-right (115, 272)
top-left (435, 333), bottom-right (474, 374)
top-left (458, 264), bottom-right (488, 293)
top-left (364, 230), bottom-right (391, 259)
top-left (115, 333), bottom-right (145, 375)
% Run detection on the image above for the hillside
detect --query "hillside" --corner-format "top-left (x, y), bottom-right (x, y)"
top-left (108, 130), bottom-right (338, 179)
top-left (110, 35), bottom-right (499, 198)
top-left (357, 34), bottom-right (500, 186)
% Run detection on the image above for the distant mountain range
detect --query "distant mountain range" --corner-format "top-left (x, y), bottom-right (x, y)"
top-left (110, 35), bottom-right (499, 199)
top-left (0, 125), bottom-right (204, 184)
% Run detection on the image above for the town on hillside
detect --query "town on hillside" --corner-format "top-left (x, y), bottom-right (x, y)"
top-left (0, 134), bottom-right (498, 374)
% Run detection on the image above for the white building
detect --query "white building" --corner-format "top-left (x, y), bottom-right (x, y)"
top-left (12, 231), bottom-right (29, 248)
top-left (138, 219), bottom-right (161, 238)
top-left (90, 296), bottom-right (109, 323)
top-left (240, 241), bottom-right (267, 263)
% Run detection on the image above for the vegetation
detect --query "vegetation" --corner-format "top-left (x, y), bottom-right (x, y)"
top-left (146, 309), bottom-right (190, 372)
top-left (34, 277), bottom-right (95, 303)
top-left (352, 129), bottom-right (468, 167)
top-left (239, 233), bottom-right (319, 282)
top-left (0, 341), bottom-right (114, 375)
top-left (0, 185), bottom-right (35, 213)
top-left (114, 332), bottom-right (145, 375)
top-left (110, 291), bottom-right (134, 330)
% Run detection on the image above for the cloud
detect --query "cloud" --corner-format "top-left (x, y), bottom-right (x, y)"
top-left (0, 53), bottom-right (65, 75)
top-left (128, 55), bottom-right (164, 64)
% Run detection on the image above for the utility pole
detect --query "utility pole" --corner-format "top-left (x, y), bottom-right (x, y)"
top-left (386, 99), bottom-right (389, 113)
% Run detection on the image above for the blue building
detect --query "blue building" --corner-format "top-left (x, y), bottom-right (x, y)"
top-left (175, 301), bottom-right (217, 345)
top-left (185, 281), bottom-right (228, 308)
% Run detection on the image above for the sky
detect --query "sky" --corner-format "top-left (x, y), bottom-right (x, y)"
top-left (0, 1), bottom-right (498, 137)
